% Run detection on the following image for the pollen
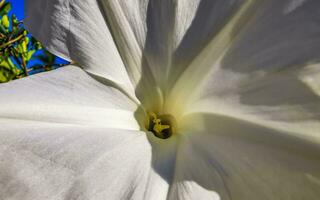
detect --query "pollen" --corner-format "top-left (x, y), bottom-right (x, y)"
top-left (147, 112), bottom-right (177, 139)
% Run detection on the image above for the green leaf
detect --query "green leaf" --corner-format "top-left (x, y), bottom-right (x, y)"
top-left (0, 1), bottom-right (67, 83)
top-left (0, 65), bottom-right (18, 82)
top-left (0, 2), bottom-right (11, 16)
top-left (27, 49), bottom-right (35, 61)
top-left (0, 57), bottom-right (20, 82)
top-left (1, 14), bottom-right (9, 29)
top-left (11, 14), bottom-right (18, 25)
top-left (0, 22), bottom-right (7, 33)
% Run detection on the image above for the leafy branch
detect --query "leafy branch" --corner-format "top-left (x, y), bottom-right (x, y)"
top-left (0, 0), bottom-right (69, 83)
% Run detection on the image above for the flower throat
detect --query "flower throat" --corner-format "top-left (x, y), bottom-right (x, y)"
top-left (147, 112), bottom-right (177, 139)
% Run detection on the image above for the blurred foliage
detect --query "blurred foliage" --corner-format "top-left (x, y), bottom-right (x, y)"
top-left (0, 0), bottom-right (69, 83)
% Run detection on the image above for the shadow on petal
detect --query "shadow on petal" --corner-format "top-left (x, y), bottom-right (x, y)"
top-left (170, 0), bottom-right (244, 85)
top-left (220, 0), bottom-right (320, 124)
top-left (237, 68), bottom-right (320, 123)
top-left (170, 112), bottom-right (320, 200)
top-left (193, 0), bottom-right (320, 125)
top-left (223, 0), bottom-right (320, 74)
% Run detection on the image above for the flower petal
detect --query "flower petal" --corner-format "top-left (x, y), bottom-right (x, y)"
top-left (98, 0), bottom-right (258, 112)
top-left (167, 0), bottom-right (259, 116)
top-left (169, 0), bottom-right (258, 86)
top-left (25, 0), bottom-right (260, 111)
top-left (171, 113), bottom-right (320, 200)
top-left (0, 66), bottom-right (180, 199)
top-left (98, 0), bottom-right (176, 111)
top-left (24, 0), bottom-right (135, 97)
top-left (188, 63), bottom-right (320, 142)
top-left (186, 0), bottom-right (320, 142)
top-left (91, 0), bottom-right (147, 86)
top-left (0, 66), bottom-right (139, 130)
top-left (0, 123), bottom-right (160, 200)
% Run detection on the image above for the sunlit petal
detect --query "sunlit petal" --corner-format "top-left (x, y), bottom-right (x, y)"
top-left (0, 66), bottom-right (139, 130)
top-left (25, 0), bottom-right (135, 98)
top-left (0, 123), bottom-right (152, 200)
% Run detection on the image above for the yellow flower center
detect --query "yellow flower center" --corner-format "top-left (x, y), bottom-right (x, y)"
top-left (147, 112), bottom-right (177, 139)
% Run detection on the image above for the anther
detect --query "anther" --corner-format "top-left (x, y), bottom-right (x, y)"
top-left (147, 112), bottom-right (177, 139)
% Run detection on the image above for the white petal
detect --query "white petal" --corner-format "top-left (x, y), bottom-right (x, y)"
top-left (284, 0), bottom-right (308, 13)
top-left (167, 0), bottom-right (259, 116)
top-left (99, 0), bottom-right (186, 85)
top-left (0, 122), bottom-right (152, 200)
top-left (24, 0), bottom-right (135, 97)
top-left (0, 121), bottom-right (180, 199)
top-left (26, 0), bottom-right (253, 87)
top-left (186, 0), bottom-right (320, 142)
top-left (98, 0), bottom-right (176, 111)
top-left (93, 1), bottom-right (257, 112)
top-left (0, 66), bottom-right (181, 199)
top-left (98, 0), bottom-right (154, 84)
top-left (168, 180), bottom-right (221, 200)
top-left (171, 113), bottom-right (320, 200)
top-left (168, 134), bottom-right (222, 200)
top-left (188, 63), bottom-right (320, 142)
top-left (25, 0), bottom-right (259, 111)
top-left (0, 66), bottom-right (139, 130)
top-left (219, 0), bottom-right (320, 82)
top-left (169, 0), bottom-right (257, 84)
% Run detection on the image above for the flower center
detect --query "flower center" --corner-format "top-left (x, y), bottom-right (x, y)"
top-left (147, 112), bottom-right (177, 139)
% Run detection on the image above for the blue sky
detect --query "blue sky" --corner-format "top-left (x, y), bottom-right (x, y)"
top-left (7, 0), bottom-right (68, 69)
top-left (9, 0), bottom-right (24, 19)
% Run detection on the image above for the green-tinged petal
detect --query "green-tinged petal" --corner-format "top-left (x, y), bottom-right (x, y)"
top-left (25, 0), bottom-right (260, 113)
top-left (167, 0), bottom-right (259, 117)
top-left (98, 0), bottom-right (175, 111)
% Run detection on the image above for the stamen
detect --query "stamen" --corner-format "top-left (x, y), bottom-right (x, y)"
top-left (147, 112), bottom-right (176, 139)
top-left (153, 118), bottom-right (170, 134)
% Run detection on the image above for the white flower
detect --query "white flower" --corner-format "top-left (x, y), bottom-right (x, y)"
top-left (1, 0), bottom-right (320, 199)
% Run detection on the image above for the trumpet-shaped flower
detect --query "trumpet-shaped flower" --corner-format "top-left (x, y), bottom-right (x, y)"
top-left (1, 0), bottom-right (320, 199)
